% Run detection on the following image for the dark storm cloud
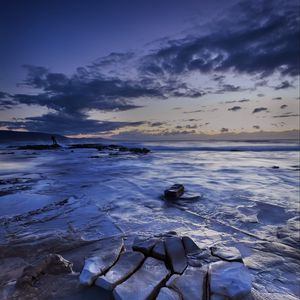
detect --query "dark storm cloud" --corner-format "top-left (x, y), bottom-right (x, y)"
top-left (0, 113), bottom-right (144, 135)
top-left (272, 97), bottom-right (282, 100)
top-left (0, 91), bottom-right (17, 110)
top-left (274, 80), bottom-right (294, 90)
top-left (141, 0), bottom-right (300, 78)
top-left (280, 104), bottom-right (288, 109)
top-left (225, 99), bottom-right (249, 104)
top-left (228, 106), bottom-right (242, 111)
top-left (252, 107), bottom-right (268, 114)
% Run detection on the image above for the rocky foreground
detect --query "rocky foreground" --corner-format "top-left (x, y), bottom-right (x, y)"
top-left (3, 232), bottom-right (292, 300)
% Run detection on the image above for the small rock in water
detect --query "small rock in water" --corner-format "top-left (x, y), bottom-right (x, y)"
top-left (156, 287), bottom-right (182, 300)
top-left (132, 236), bottom-right (158, 255)
top-left (272, 166), bottom-right (280, 169)
top-left (182, 236), bottom-right (200, 255)
top-left (164, 184), bottom-right (185, 200)
top-left (168, 265), bottom-right (208, 300)
top-left (113, 257), bottom-right (170, 300)
top-left (79, 238), bottom-right (123, 286)
top-left (151, 240), bottom-right (166, 260)
top-left (165, 236), bottom-right (187, 274)
top-left (210, 245), bottom-right (243, 263)
top-left (95, 251), bottom-right (144, 290)
top-left (209, 261), bottom-right (252, 300)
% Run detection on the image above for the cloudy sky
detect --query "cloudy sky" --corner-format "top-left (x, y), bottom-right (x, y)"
top-left (0, 0), bottom-right (299, 138)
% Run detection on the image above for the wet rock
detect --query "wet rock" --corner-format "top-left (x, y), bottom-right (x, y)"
top-left (156, 287), bottom-right (181, 300)
top-left (165, 274), bottom-right (180, 287)
top-left (182, 236), bottom-right (200, 255)
top-left (152, 241), bottom-right (166, 260)
top-left (209, 261), bottom-right (252, 300)
top-left (210, 245), bottom-right (243, 263)
top-left (165, 237), bottom-right (187, 274)
top-left (187, 248), bottom-right (220, 267)
top-left (179, 192), bottom-right (202, 201)
top-left (17, 144), bottom-right (61, 150)
top-left (113, 257), bottom-right (169, 300)
top-left (271, 166), bottom-right (280, 169)
top-left (95, 251), bottom-right (144, 290)
top-left (168, 265), bottom-right (208, 300)
top-left (16, 254), bottom-right (73, 288)
top-left (164, 184), bottom-right (185, 200)
top-left (132, 236), bottom-right (158, 256)
top-left (79, 238), bottom-right (123, 286)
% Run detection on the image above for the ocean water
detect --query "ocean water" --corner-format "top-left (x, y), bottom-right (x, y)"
top-left (0, 140), bottom-right (299, 297)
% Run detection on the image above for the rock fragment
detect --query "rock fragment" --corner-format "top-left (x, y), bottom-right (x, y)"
top-left (165, 237), bottom-right (187, 274)
top-left (210, 245), bottom-right (243, 263)
top-left (168, 265), bottom-right (208, 300)
top-left (152, 241), bottom-right (166, 260)
top-left (113, 257), bottom-right (169, 300)
top-left (182, 236), bottom-right (200, 254)
top-left (132, 236), bottom-right (158, 256)
top-left (209, 261), bottom-right (252, 300)
top-left (164, 184), bottom-right (185, 200)
top-left (156, 287), bottom-right (182, 300)
top-left (79, 238), bottom-right (123, 286)
top-left (95, 251), bottom-right (144, 290)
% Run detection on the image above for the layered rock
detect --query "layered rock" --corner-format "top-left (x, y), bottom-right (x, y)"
top-left (165, 237), bottom-right (187, 274)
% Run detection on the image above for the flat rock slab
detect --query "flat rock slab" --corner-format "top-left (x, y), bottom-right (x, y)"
top-left (165, 237), bottom-right (187, 274)
top-left (132, 237), bottom-right (159, 256)
top-left (187, 248), bottom-right (220, 267)
top-left (182, 236), bottom-right (200, 255)
top-left (168, 266), bottom-right (208, 300)
top-left (79, 238), bottom-right (123, 286)
top-left (156, 287), bottom-right (181, 300)
top-left (95, 251), bottom-right (144, 290)
top-left (113, 257), bottom-right (170, 300)
top-left (210, 245), bottom-right (243, 262)
top-left (209, 261), bottom-right (252, 300)
top-left (152, 241), bottom-right (166, 260)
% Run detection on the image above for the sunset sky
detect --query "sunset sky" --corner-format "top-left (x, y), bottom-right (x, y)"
top-left (0, 0), bottom-right (299, 138)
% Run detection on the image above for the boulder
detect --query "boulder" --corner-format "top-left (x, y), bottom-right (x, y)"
top-left (156, 287), bottom-right (182, 300)
top-left (132, 236), bottom-right (158, 256)
top-left (168, 266), bottom-right (208, 300)
top-left (165, 237), bottom-right (187, 274)
top-left (209, 261), bottom-right (252, 300)
top-left (164, 184), bottom-right (185, 200)
top-left (113, 257), bottom-right (169, 300)
top-left (79, 238), bottom-right (123, 286)
top-left (210, 245), bottom-right (243, 263)
top-left (152, 241), bottom-right (166, 260)
top-left (95, 251), bottom-right (144, 290)
top-left (182, 236), bottom-right (200, 255)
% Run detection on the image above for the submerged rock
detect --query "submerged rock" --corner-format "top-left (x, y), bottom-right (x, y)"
top-left (113, 257), bottom-right (169, 300)
top-left (132, 236), bottom-right (159, 256)
top-left (165, 237), bottom-right (187, 274)
top-left (156, 287), bottom-right (181, 300)
top-left (16, 254), bottom-right (73, 288)
top-left (152, 240), bottom-right (166, 260)
top-left (164, 184), bottom-right (185, 200)
top-left (210, 245), bottom-right (243, 263)
top-left (209, 261), bottom-right (252, 300)
top-left (79, 238), bottom-right (123, 286)
top-left (95, 251), bottom-right (144, 290)
top-left (168, 265), bottom-right (208, 300)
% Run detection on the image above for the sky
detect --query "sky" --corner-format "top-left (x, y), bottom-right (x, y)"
top-left (0, 0), bottom-right (299, 139)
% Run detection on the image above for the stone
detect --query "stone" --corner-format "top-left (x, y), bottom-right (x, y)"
top-left (209, 261), bottom-right (252, 300)
top-left (132, 236), bottom-right (158, 256)
top-left (165, 237), bottom-right (187, 274)
top-left (152, 241), bottom-right (166, 260)
top-left (113, 257), bottom-right (170, 300)
top-left (165, 274), bottom-right (180, 287)
top-left (16, 254), bottom-right (73, 288)
top-left (187, 248), bottom-right (220, 267)
top-left (210, 245), bottom-right (243, 263)
top-left (156, 287), bottom-right (181, 300)
top-left (95, 251), bottom-right (144, 290)
top-left (168, 266), bottom-right (208, 300)
top-left (164, 184), bottom-right (185, 200)
top-left (79, 238), bottom-right (123, 286)
top-left (182, 236), bottom-right (200, 255)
